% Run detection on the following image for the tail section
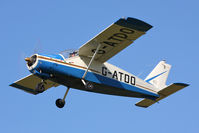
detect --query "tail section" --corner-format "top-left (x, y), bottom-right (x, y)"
top-left (145, 60), bottom-right (171, 90)
top-left (135, 83), bottom-right (189, 108)
top-left (135, 60), bottom-right (189, 108)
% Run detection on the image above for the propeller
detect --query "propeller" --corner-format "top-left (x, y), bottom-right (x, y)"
top-left (25, 54), bottom-right (37, 67)
top-left (33, 39), bottom-right (43, 54)
top-left (18, 39), bottom-right (42, 71)
top-left (25, 57), bottom-right (31, 66)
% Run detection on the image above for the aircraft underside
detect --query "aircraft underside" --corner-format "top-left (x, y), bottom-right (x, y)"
top-left (50, 73), bottom-right (156, 99)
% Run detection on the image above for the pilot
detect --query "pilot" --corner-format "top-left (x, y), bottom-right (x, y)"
top-left (69, 51), bottom-right (77, 57)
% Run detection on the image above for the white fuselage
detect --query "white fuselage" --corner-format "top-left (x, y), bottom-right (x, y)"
top-left (64, 56), bottom-right (158, 94)
top-left (29, 54), bottom-right (159, 98)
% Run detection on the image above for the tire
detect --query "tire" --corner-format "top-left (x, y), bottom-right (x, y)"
top-left (35, 83), bottom-right (45, 93)
top-left (85, 82), bottom-right (94, 90)
top-left (56, 99), bottom-right (65, 108)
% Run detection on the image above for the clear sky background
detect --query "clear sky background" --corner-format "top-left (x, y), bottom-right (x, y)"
top-left (1, 0), bottom-right (198, 132)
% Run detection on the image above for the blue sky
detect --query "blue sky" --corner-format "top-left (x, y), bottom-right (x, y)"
top-left (1, 0), bottom-right (199, 132)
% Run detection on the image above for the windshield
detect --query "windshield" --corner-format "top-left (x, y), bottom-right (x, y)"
top-left (59, 49), bottom-right (79, 59)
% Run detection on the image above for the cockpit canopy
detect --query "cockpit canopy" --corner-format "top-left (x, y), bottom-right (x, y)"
top-left (59, 49), bottom-right (79, 59)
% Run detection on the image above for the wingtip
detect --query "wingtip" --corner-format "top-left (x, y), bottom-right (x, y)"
top-left (115, 17), bottom-right (153, 32)
top-left (174, 83), bottom-right (190, 87)
top-left (135, 104), bottom-right (148, 108)
top-left (9, 83), bottom-right (16, 87)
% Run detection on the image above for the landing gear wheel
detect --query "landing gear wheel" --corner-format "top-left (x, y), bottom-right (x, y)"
top-left (56, 99), bottom-right (65, 108)
top-left (85, 82), bottom-right (94, 90)
top-left (35, 83), bottom-right (45, 93)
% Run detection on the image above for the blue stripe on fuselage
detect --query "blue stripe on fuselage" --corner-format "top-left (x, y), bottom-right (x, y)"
top-left (145, 71), bottom-right (167, 83)
top-left (35, 58), bottom-right (159, 98)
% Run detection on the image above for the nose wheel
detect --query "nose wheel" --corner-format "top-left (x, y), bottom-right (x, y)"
top-left (56, 99), bottom-right (65, 108)
top-left (56, 87), bottom-right (70, 108)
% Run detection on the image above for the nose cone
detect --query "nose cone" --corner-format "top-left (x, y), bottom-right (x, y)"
top-left (25, 57), bottom-right (31, 62)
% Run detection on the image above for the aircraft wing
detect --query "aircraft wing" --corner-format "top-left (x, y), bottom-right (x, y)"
top-left (78, 17), bottom-right (152, 63)
top-left (10, 74), bottom-right (59, 95)
top-left (135, 83), bottom-right (189, 108)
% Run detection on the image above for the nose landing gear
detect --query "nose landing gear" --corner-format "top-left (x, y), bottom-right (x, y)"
top-left (55, 87), bottom-right (70, 108)
top-left (56, 99), bottom-right (65, 108)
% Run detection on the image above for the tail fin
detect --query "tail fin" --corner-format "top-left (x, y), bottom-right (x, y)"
top-left (145, 60), bottom-right (171, 90)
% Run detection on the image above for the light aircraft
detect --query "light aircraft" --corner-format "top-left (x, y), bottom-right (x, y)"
top-left (10, 17), bottom-right (189, 108)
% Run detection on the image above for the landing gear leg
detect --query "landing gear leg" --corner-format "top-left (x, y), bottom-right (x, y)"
top-left (56, 87), bottom-right (70, 108)
top-left (81, 43), bottom-right (101, 89)
top-left (81, 79), bottom-right (94, 90)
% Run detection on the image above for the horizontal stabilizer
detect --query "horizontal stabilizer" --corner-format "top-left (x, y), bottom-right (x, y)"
top-left (135, 83), bottom-right (189, 108)
top-left (10, 74), bottom-right (59, 95)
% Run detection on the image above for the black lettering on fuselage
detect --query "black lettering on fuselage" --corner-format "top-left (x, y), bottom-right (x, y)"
top-left (112, 71), bottom-right (118, 80)
top-left (124, 74), bottom-right (130, 83)
top-left (101, 67), bottom-right (136, 86)
top-left (118, 72), bottom-right (123, 81)
top-left (102, 67), bottom-right (107, 76)
top-left (130, 76), bottom-right (135, 85)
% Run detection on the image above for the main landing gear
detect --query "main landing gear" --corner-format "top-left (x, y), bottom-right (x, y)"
top-left (81, 79), bottom-right (94, 90)
top-left (81, 43), bottom-right (100, 90)
top-left (56, 87), bottom-right (70, 108)
top-left (35, 80), bottom-right (46, 93)
top-left (85, 81), bottom-right (94, 90)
